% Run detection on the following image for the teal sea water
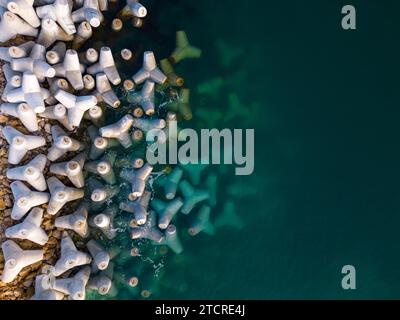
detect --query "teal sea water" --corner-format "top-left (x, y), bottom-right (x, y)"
top-left (91, 0), bottom-right (400, 299)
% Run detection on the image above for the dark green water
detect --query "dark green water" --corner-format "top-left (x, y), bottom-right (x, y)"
top-left (95, 0), bottom-right (400, 299)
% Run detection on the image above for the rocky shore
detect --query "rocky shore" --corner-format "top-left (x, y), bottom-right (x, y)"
top-left (0, 38), bottom-right (72, 298)
top-left (0, 119), bottom-right (59, 299)
top-left (0, 66), bottom-right (59, 298)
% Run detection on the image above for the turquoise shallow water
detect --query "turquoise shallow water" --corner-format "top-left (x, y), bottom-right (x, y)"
top-left (91, 0), bottom-right (400, 299)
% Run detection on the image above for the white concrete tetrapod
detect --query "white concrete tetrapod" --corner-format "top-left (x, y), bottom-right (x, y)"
top-left (29, 0), bottom-right (53, 6)
top-left (99, 114), bottom-right (134, 148)
top-left (53, 232), bottom-right (92, 276)
top-left (73, 21), bottom-right (92, 49)
top-left (54, 203), bottom-right (89, 237)
top-left (49, 152), bottom-right (85, 188)
top-left (83, 104), bottom-right (103, 127)
top-left (86, 239), bottom-right (110, 271)
top-left (47, 176), bottom-right (84, 215)
top-left (123, 79), bottom-right (136, 93)
top-left (37, 18), bottom-right (74, 48)
top-left (0, 41), bottom-right (34, 62)
top-left (127, 80), bottom-right (155, 115)
top-left (39, 104), bottom-right (74, 131)
top-left (131, 51), bottom-right (166, 85)
top-left (10, 181), bottom-right (49, 220)
top-left (87, 125), bottom-right (118, 160)
top-left (36, 0), bottom-right (76, 35)
top-left (45, 78), bottom-right (70, 105)
top-left (95, 72), bottom-right (120, 108)
top-left (130, 163), bottom-right (153, 198)
top-left (47, 125), bottom-right (81, 161)
top-left (45, 41), bottom-right (66, 65)
top-left (90, 185), bottom-right (119, 211)
top-left (0, 0), bottom-right (40, 27)
top-left (188, 204), bottom-right (215, 236)
top-left (1, 240), bottom-right (44, 283)
top-left (111, 18), bottom-right (122, 32)
top-left (121, 0), bottom-right (147, 18)
top-left (10, 44), bottom-right (56, 82)
top-left (2, 126), bottom-right (46, 164)
top-left (53, 266), bottom-right (91, 300)
top-left (89, 135), bottom-right (118, 160)
top-left (98, 0), bottom-right (108, 11)
top-left (151, 197), bottom-right (183, 230)
top-left (6, 72), bottom-right (48, 113)
top-left (72, 0), bottom-right (103, 27)
top-left (119, 192), bottom-right (150, 226)
top-left (170, 30), bottom-right (202, 64)
top-left (160, 58), bottom-right (185, 87)
top-left (78, 47), bottom-right (98, 65)
top-left (5, 207), bottom-right (48, 245)
top-left (54, 89), bottom-right (97, 127)
top-left (84, 151), bottom-right (116, 185)
top-left (6, 154), bottom-right (47, 190)
top-left (132, 116), bottom-right (166, 132)
top-left (115, 153), bottom-right (145, 170)
top-left (120, 48), bottom-right (132, 61)
top-left (0, 11), bottom-right (38, 42)
top-left (87, 274), bottom-right (113, 295)
top-left (31, 274), bottom-right (63, 300)
top-left (89, 206), bottom-right (117, 239)
top-left (0, 102), bottom-right (38, 132)
top-left (179, 180), bottom-right (210, 214)
top-left (140, 81), bottom-right (156, 116)
top-left (1, 63), bottom-right (21, 102)
top-left (82, 74), bottom-right (95, 91)
top-left (214, 199), bottom-right (244, 230)
top-left (87, 177), bottom-right (119, 206)
top-left (33, 289), bottom-right (64, 300)
top-left (130, 210), bottom-right (164, 243)
top-left (86, 46), bottom-right (121, 85)
top-left (160, 224), bottom-right (183, 254)
top-left (163, 166), bottom-right (183, 199)
top-left (53, 49), bottom-right (84, 90)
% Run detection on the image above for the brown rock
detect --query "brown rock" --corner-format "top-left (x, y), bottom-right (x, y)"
top-left (43, 220), bottom-right (52, 230)
top-left (3, 196), bottom-right (12, 208)
top-left (26, 287), bottom-right (34, 297)
top-left (18, 268), bottom-right (31, 279)
top-left (25, 272), bottom-right (37, 280)
top-left (47, 238), bottom-right (58, 246)
top-left (44, 123), bottom-right (51, 133)
top-left (0, 115), bottom-right (8, 123)
top-left (13, 289), bottom-right (22, 297)
top-left (3, 209), bottom-right (11, 217)
top-left (52, 230), bottom-right (61, 239)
